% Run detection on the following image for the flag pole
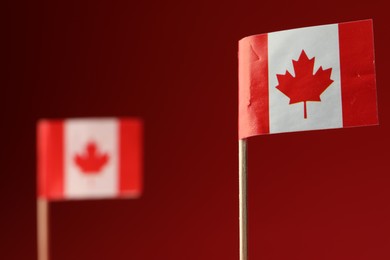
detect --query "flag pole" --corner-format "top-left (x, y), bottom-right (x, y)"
top-left (37, 198), bottom-right (50, 260)
top-left (239, 139), bottom-right (248, 260)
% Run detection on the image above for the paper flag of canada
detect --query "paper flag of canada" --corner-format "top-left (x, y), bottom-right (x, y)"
top-left (239, 20), bottom-right (378, 138)
top-left (37, 118), bottom-right (143, 200)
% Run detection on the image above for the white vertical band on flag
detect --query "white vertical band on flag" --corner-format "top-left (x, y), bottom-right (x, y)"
top-left (268, 24), bottom-right (343, 133)
top-left (64, 119), bottom-right (119, 199)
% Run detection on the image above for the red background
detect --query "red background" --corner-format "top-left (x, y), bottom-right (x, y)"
top-left (2, 1), bottom-right (390, 259)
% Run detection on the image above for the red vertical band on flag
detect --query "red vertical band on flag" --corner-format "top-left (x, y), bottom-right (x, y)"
top-left (119, 119), bottom-right (143, 197)
top-left (339, 20), bottom-right (378, 127)
top-left (239, 34), bottom-right (269, 139)
top-left (37, 120), bottom-right (64, 199)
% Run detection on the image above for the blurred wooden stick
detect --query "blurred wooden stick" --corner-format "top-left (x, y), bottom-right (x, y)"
top-left (37, 198), bottom-right (49, 260)
top-left (239, 139), bottom-right (247, 260)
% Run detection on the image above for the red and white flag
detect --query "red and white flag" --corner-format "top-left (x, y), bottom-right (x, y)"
top-left (37, 118), bottom-right (143, 200)
top-left (239, 19), bottom-right (378, 139)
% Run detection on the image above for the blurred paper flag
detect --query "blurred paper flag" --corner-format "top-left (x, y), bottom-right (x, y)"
top-left (37, 118), bottom-right (143, 200)
top-left (239, 19), bottom-right (378, 139)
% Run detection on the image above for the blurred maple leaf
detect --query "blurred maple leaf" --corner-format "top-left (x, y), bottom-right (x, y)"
top-left (74, 142), bottom-right (109, 173)
top-left (276, 50), bottom-right (334, 118)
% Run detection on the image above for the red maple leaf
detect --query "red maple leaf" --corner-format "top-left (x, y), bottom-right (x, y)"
top-left (276, 50), bottom-right (334, 119)
top-left (74, 142), bottom-right (109, 174)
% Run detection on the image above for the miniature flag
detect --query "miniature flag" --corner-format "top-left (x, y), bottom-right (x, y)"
top-left (239, 19), bottom-right (378, 139)
top-left (37, 118), bottom-right (143, 200)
